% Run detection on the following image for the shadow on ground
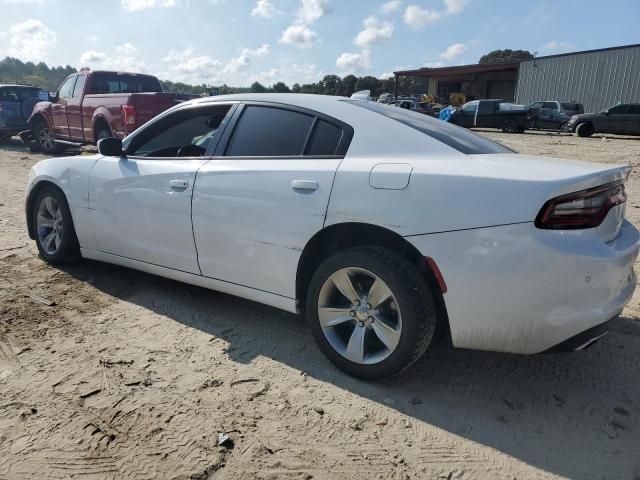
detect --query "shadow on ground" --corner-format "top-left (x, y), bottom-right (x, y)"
top-left (54, 258), bottom-right (640, 479)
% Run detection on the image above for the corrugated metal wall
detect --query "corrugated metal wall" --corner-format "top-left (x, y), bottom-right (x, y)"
top-left (516, 45), bottom-right (640, 112)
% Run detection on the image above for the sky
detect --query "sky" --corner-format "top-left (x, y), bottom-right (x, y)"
top-left (0, 0), bottom-right (638, 87)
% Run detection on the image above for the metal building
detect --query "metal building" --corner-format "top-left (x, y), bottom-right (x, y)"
top-left (516, 44), bottom-right (640, 113)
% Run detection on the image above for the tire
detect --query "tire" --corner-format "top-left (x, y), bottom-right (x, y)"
top-left (500, 118), bottom-right (517, 133)
top-left (32, 186), bottom-right (80, 263)
top-left (576, 122), bottom-right (594, 137)
top-left (32, 120), bottom-right (63, 154)
top-left (96, 125), bottom-right (113, 142)
top-left (559, 122), bottom-right (569, 132)
top-left (306, 246), bottom-right (437, 380)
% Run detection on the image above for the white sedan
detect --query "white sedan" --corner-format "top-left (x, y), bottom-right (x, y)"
top-left (25, 93), bottom-right (639, 379)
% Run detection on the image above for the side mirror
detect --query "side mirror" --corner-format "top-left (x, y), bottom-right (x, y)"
top-left (49, 91), bottom-right (58, 102)
top-left (98, 137), bottom-right (124, 157)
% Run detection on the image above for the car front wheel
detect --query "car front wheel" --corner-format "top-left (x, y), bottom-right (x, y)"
top-left (33, 186), bottom-right (80, 263)
top-left (576, 122), bottom-right (594, 137)
top-left (306, 246), bottom-right (437, 380)
top-left (33, 120), bottom-right (63, 154)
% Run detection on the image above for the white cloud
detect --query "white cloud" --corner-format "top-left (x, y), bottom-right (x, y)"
top-left (79, 42), bottom-right (146, 72)
top-left (223, 44), bottom-right (271, 74)
top-left (336, 50), bottom-right (371, 72)
top-left (424, 61), bottom-right (445, 67)
top-left (248, 68), bottom-right (281, 85)
top-left (444, 0), bottom-right (468, 14)
top-left (87, 34), bottom-right (98, 42)
top-left (380, 0), bottom-right (402, 14)
top-left (163, 50), bottom-right (223, 83)
top-left (354, 16), bottom-right (393, 49)
top-left (296, 0), bottom-right (331, 24)
top-left (403, 5), bottom-right (441, 29)
top-left (251, 0), bottom-right (281, 18)
top-left (279, 24), bottom-right (317, 48)
top-left (5, 19), bottom-right (56, 61)
top-left (121, 0), bottom-right (181, 11)
top-left (543, 40), bottom-right (572, 52)
top-left (439, 42), bottom-right (467, 60)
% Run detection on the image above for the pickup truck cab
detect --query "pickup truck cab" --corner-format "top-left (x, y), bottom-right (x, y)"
top-left (528, 100), bottom-right (584, 131)
top-left (449, 99), bottom-right (529, 133)
top-left (0, 84), bottom-right (44, 140)
top-left (27, 69), bottom-right (194, 153)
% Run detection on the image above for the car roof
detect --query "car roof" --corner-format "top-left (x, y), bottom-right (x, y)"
top-left (0, 84), bottom-right (40, 88)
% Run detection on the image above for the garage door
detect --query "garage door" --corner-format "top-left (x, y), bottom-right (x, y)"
top-left (487, 80), bottom-right (516, 102)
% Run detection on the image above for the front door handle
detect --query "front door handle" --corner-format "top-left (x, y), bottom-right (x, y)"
top-left (170, 179), bottom-right (189, 190)
top-left (291, 180), bottom-right (318, 191)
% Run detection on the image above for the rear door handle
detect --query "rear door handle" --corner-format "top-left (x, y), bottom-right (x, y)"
top-left (170, 179), bottom-right (189, 190)
top-left (291, 180), bottom-right (318, 191)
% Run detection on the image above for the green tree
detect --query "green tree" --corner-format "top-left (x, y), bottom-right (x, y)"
top-left (342, 74), bottom-right (358, 96)
top-left (291, 83), bottom-right (301, 93)
top-left (271, 81), bottom-right (291, 93)
top-left (354, 76), bottom-right (380, 97)
top-left (479, 49), bottom-right (533, 64)
top-left (250, 81), bottom-right (268, 93)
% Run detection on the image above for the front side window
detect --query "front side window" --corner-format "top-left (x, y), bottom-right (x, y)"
top-left (607, 104), bottom-right (629, 114)
top-left (345, 100), bottom-right (513, 155)
top-left (627, 105), bottom-right (640, 115)
top-left (125, 105), bottom-right (231, 157)
top-left (58, 76), bottom-right (76, 99)
top-left (225, 106), bottom-right (314, 156)
top-left (542, 102), bottom-right (557, 110)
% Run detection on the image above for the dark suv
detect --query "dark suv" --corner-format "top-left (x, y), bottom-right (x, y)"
top-left (567, 103), bottom-right (640, 137)
top-left (0, 84), bottom-right (43, 140)
top-left (528, 100), bottom-right (584, 131)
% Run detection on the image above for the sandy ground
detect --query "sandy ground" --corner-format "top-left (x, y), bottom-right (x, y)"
top-left (1, 130), bottom-right (640, 480)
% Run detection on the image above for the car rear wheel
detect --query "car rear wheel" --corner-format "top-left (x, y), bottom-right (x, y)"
top-left (576, 122), bottom-right (594, 137)
top-left (559, 121), bottom-right (569, 132)
top-left (33, 186), bottom-right (80, 263)
top-left (306, 246), bottom-right (437, 380)
top-left (33, 120), bottom-right (63, 154)
top-left (500, 118), bottom-right (518, 133)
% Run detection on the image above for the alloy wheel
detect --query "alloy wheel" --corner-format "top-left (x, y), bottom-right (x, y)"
top-left (36, 196), bottom-right (63, 255)
top-left (38, 126), bottom-right (55, 151)
top-left (317, 267), bottom-right (402, 365)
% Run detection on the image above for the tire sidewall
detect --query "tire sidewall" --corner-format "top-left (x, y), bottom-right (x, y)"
top-left (33, 121), bottom-right (57, 154)
top-left (33, 186), bottom-right (79, 263)
top-left (576, 122), bottom-right (594, 137)
top-left (306, 248), bottom-right (436, 380)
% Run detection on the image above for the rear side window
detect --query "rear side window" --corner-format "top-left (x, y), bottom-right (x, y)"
top-left (607, 104), bottom-right (629, 114)
top-left (226, 106), bottom-right (314, 156)
top-left (72, 75), bottom-right (86, 98)
top-left (628, 105), bottom-right (640, 115)
top-left (560, 102), bottom-right (582, 112)
top-left (542, 102), bottom-right (557, 110)
top-left (344, 100), bottom-right (512, 155)
top-left (305, 120), bottom-right (342, 155)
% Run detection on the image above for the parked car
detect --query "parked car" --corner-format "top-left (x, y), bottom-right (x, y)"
top-left (393, 99), bottom-right (429, 114)
top-left (25, 69), bottom-right (196, 153)
top-left (449, 99), bottom-right (529, 132)
top-left (567, 103), bottom-right (640, 137)
top-left (528, 101), bottom-right (584, 131)
top-left (0, 84), bottom-right (44, 140)
top-left (25, 94), bottom-right (638, 379)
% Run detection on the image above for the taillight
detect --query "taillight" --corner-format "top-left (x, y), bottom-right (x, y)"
top-left (121, 104), bottom-right (136, 132)
top-left (535, 181), bottom-right (626, 229)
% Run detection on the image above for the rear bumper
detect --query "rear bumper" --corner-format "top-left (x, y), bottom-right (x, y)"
top-left (407, 219), bottom-right (639, 354)
top-left (545, 317), bottom-right (615, 352)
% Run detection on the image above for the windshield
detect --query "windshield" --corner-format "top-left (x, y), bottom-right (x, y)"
top-left (344, 100), bottom-right (513, 155)
top-left (87, 73), bottom-right (163, 94)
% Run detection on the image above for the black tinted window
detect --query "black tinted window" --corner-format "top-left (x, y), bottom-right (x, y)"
top-left (226, 106), bottom-right (314, 156)
top-left (0, 87), bottom-right (39, 101)
top-left (88, 73), bottom-right (163, 94)
top-left (628, 105), bottom-right (640, 115)
top-left (344, 100), bottom-right (513, 155)
top-left (607, 104), bottom-right (629, 114)
top-left (560, 102), bottom-right (582, 112)
top-left (126, 105), bottom-right (231, 157)
top-left (305, 120), bottom-right (342, 155)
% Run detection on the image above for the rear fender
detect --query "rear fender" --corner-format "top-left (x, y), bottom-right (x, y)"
top-left (91, 107), bottom-right (116, 141)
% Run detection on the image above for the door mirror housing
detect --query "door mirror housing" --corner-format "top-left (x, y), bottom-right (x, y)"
top-left (98, 137), bottom-right (124, 157)
top-left (49, 91), bottom-right (58, 102)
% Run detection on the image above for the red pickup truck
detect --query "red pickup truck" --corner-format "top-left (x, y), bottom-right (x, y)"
top-left (26, 69), bottom-right (194, 153)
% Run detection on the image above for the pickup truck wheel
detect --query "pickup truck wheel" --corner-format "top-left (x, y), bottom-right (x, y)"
top-left (500, 118), bottom-right (517, 133)
top-left (306, 246), bottom-right (437, 380)
top-left (33, 121), bottom-right (63, 154)
top-left (576, 122), bottom-right (594, 138)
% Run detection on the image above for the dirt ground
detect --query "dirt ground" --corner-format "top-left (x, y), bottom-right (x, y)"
top-left (1, 130), bottom-right (640, 480)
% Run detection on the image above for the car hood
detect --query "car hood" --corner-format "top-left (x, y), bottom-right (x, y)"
top-left (569, 112), bottom-right (601, 121)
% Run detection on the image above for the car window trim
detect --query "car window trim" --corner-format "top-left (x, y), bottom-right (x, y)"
top-left (123, 102), bottom-right (239, 160)
top-left (215, 100), bottom-right (354, 159)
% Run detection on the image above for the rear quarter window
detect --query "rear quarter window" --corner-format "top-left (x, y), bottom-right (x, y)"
top-left (344, 100), bottom-right (513, 155)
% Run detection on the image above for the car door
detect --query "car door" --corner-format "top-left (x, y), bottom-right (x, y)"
top-left (51, 75), bottom-right (76, 138)
top-left (455, 101), bottom-right (477, 128)
top-left (88, 103), bottom-right (235, 274)
top-left (66, 74), bottom-right (86, 141)
top-left (628, 104), bottom-right (640, 135)
top-left (600, 104), bottom-right (629, 134)
top-left (474, 100), bottom-right (495, 128)
top-left (539, 101), bottom-right (559, 129)
top-left (192, 103), bottom-right (352, 298)
top-left (528, 102), bottom-right (543, 127)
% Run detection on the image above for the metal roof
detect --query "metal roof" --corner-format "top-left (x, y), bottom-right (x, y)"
top-left (393, 62), bottom-right (519, 78)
